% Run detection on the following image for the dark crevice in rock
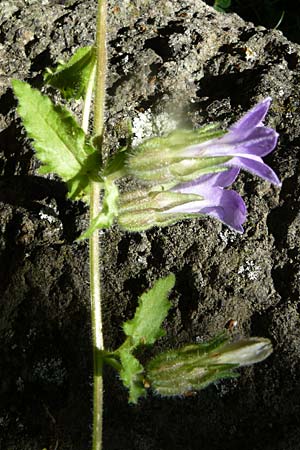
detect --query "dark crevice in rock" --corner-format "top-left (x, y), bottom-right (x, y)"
top-left (0, 122), bottom-right (32, 176)
top-left (283, 50), bottom-right (299, 70)
top-left (197, 67), bottom-right (265, 105)
top-left (117, 235), bottom-right (132, 266)
top-left (24, 36), bottom-right (39, 58)
top-left (109, 27), bottom-right (131, 49)
top-left (271, 263), bottom-right (299, 304)
top-left (123, 272), bottom-right (148, 301)
top-left (137, 91), bottom-right (165, 112)
top-left (148, 61), bottom-right (163, 78)
top-left (0, 89), bottom-right (16, 117)
top-left (267, 174), bottom-right (300, 250)
top-left (238, 27), bottom-right (261, 42)
top-left (144, 21), bottom-right (186, 62)
top-left (147, 239), bottom-right (164, 268)
top-left (144, 35), bottom-right (173, 61)
top-left (0, 211), bottom-right (26, 293)
top-left (0, 29), bottom-right (5, 44)
top-left (0, 176), bottom-right (65, 207)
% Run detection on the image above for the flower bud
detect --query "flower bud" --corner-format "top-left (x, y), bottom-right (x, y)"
top-left (209, 337), bottom-right (273, 366)
top-left (127, 127), bottom-right (230, 184)
top-left (145, 334), bottom-right (272, 397)
top-left (117, 188), bottom-right (201, 231)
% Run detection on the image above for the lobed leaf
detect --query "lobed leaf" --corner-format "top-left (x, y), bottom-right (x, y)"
top-left (44, 46), bottom-right (96, 100)
top-left (123, 274), bottom-right (175, 347)
top-left (12, 80), bottom-right (100, 200)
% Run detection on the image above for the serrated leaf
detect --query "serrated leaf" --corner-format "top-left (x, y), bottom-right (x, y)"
top-left (77, 178), bottom-right (119, 240)
top-left (44, 46), bottom-right (96, 100)
top-left (123, 274), bottom-right (175, 347)
top-left (12, 80), bottom-right (100, 200)
top-left (119, 350), bottom-right (146, 404)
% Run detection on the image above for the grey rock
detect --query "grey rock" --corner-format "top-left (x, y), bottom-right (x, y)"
top-left (0, 1), bottom-right (299, 449)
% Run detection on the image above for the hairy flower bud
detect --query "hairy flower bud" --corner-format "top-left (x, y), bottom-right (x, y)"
top-left (145, 334), bottom-right (272, 396)
top-left (118, 188), bottom-right (201, 231)
top-left (127, 98), bottom-right (280, 187)
top-left (118, 168), bottom-right (247, 232)
top-left (127, 126), bottom-right (230, 184)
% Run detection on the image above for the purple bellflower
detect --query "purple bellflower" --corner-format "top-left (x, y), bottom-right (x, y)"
top-left (168, 168), bottom-right (246, 232)
top-left (180, 98), bottom-right (280, 186)
top-left (162, 98), bottom-right (280, 232)
top-left (120, 98), bottom-right (280, 233)
top-left (117, 169), bottom-right (246, 232)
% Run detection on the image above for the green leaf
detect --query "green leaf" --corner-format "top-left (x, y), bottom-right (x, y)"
top-left (119, 350), bottom-right (146, 404)
top-left (123, 274), bottom-right (175, 347)
top-left (66, 147), bottom-right (101, 201)
top-left (44, 46), bottom-right (96, 100)
top-left (116, 274), bottom-right (176, 403)
top-left (12, 80), bottom-right (100, 200)
top-left (214, 0), bottom-right (231, 12)
top-left (77, 178), bottom-right (119, 240)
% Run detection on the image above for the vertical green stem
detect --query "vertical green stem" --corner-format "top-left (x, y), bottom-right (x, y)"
top-left (94, 0), bottom-right (107, 138)
top-left (89, 1), bottom-right (107, 450)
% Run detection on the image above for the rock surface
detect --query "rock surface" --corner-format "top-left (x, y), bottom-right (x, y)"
top-left (0, 0), bottom-right (300, 449)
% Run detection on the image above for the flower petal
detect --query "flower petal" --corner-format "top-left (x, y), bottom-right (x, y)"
top-left (182, 105), bottom-right (278, 160)
top-left (167, 186), bottom-right (247, 232)
top-left (229, 97), bottom-right (272, 135)
top-left (224, 155), bottom-right (281, 186)
top-left (173, 168), bottom-right (240, 193)
top-left (196, 189), bottom-right (246, 232)
top-left (222, 126), bottom-right (279, 157)
top-left (186, 125), bottom-right (278, 159)
top-left (179, 98), bottom-right (280, 187)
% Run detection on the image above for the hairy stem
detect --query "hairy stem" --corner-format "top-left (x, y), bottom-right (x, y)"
top-left (94, 0), bottom-right (107, 139)
top-left (90, 1), bottom-right (107, 450)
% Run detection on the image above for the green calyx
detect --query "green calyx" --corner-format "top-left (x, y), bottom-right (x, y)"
top-left (127, 127), bottom-right (230, 184)
top-left (117, 188), bottom-right (202, 231)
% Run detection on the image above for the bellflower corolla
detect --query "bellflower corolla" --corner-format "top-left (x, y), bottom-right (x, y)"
top-left (117, 169), bottom-right (246, 232)
top-left (168, 168), bottom-right (246, 232)
top-left (181, 97), bottom-right (280, 186)
top-left (120, 98), bottom-right (280, 233)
